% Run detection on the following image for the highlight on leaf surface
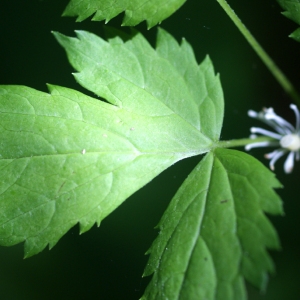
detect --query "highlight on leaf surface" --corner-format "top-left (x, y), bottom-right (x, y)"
top-left (0, 28), bottom-right (223, 257)
top-left (277, 0), bottom-right (300, 41)
top-left (63, 0), bottom-right (186, 28)
top-left (142, 148), bottom-right (283, 300)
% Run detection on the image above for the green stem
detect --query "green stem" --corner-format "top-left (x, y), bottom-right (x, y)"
top-left (216, 0), bottom-right (300, 106)
top-left (215, 136), bottom-right (275, 149)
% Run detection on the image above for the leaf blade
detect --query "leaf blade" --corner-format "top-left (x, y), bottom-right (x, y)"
top-left (0, 82), bottom-right (214, 257)
top-left (156, 28), bottom-right (224, 140)
top-left (277, 0), bottom-right (300, 41)
top-left (62, 0), bottom-right (186, 28)
top-left (142, 148), bottom-right (283, 299)
top-left (0, 28), bottom-right (224, 257)
top-left (52, 28), bottom-right (224, 140)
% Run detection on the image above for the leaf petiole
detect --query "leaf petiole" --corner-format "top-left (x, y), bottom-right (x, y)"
top-left (215, 136), bottom-right (275, 149)
top-left (216, 0), bottom-right (300, 106)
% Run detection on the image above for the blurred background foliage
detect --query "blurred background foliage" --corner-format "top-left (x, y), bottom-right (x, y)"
top-left (0, 0), bottom-right (299, 299)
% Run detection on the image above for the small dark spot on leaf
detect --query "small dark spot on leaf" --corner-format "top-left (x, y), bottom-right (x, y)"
top-left (220, 199), bottom-right (228, 204)
top-left (57, 181), bottom-right (66, 193)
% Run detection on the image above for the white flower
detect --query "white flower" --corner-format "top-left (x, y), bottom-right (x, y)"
top-left (245, 104), bottom-right (300, 173)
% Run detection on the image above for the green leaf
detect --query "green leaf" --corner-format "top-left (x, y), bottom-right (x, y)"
top-left (277, 0), bottom-right (300, 41)
top-left (62, 0), bottom-right (186, 28)
top-left (142, 148), bottom-right (283, 300)
top-left (53, 28), bottom-right (224, 142)
top-left (0, 29), bottom-right (223, 257)
top-left (290, 27), bottom-right (300, 42)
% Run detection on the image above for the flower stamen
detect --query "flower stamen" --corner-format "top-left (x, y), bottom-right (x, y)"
top-left (290, 104), bottom-right (300, 131)
top-left (266, 150), bottom-right (286, 171)
top-left (246, 104), bottom-right (300, 173)
top-left (284, 151), bottom-right (295, 173)
top-left (264, 108), bottom-right (295, 133)
top-left (250, 127), bottom-right (282, 140)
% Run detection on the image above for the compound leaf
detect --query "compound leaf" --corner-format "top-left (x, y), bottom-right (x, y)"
top-left (63, 0), bottom-right (186, 28)
top-left (0, 28), bottom-right (223, 257)
top-left (142, 148), bottom-right (283, 300)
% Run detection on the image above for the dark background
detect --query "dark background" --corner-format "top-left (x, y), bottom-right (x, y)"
top-left (0, 0), bottom-right (299, 299)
